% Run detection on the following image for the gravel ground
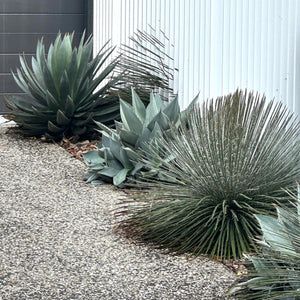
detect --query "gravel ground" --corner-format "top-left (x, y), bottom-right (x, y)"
top-left (0, 124), bottom-right (237, 300)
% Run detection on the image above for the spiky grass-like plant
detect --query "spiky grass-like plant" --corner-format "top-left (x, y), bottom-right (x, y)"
top-left (112, 30), bottom-right (175, 102)
top-left (229, 188), bottom-right (300, 299)
top-left (121, 90), bottom-right (300, 260)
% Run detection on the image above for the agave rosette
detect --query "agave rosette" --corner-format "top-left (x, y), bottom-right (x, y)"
top-left (6, 32), bottom-right (120, 141)
top-left (82, 88), bottom-right (196, 186)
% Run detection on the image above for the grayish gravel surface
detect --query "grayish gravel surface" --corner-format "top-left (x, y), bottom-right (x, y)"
top-left (0, 124), bottom-right (237, 299)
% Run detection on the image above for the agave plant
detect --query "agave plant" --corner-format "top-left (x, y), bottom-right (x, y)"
top-left (82, 88), bottom-right (196, 186)
top-left (229, 187), bottom-right (300, 299)
top-left (119, 90), bottom-right (300, 260)
top-left (5, 31), bottom-right (120, 141)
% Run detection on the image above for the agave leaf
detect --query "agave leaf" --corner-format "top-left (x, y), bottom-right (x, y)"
top-left (109, 137), bottom-right (122, 162)
top-left (93, 120), bottom-right (113, 135)
top-left (85, 173), bottom-right (101, 183)
top-left (82, 150), bottom-right (105, 165)
top-left (229, 189), bottom-right (300, 299)
top-left (99, 167), bottom-right (120, 178)
top-left (12, 113), bottom-right (48, 125)
top-left (59, 71), bottom-right (70, 101)
top-left (67, 50), bottom-right (78, 93)
top-left (122, 147), bottom-right (140, 162)
top-left (36, 40), bottom-right (46, 68)
top-left (64, 96), bottom-right (75, 117)
top-left (131, 88), bottom-right (146, 123)
top-left (48, 120), bottom-right (63, 133)
top-left (101, 132), bottom-right (111, 148)
top-left (31, 57), bottom-right (46, 90)
top-left (75, 38), bottom-right (93, 86)
top-left (147, 111), bottom-right (169, 131)
top-left (41, 60), bottom-right (59, 100)
top-left (148, 122), bottom-right (163, 140)
top-left (136, 126), bottom-right (151, 149)
top-left (130, 162), bottom-right (144, 176)
top-left (107, 158), bottom-right (123, 170)
top-left (72, 112), bottom-right (93, 126)
top-left (86, 61), bottom-right (116, 95)
top-left (163, 97), bottom-right (180, 123)
top-left (56, 109), bottom-right (70, 126)
top-left (93, 102), bottom-right (120, 117)
top-left (47, 43), bottom-right (54, 71)
top-left (52, 35), bottom-right (71, 88)
top-left (19, 56), bottom-right (41, 92)
top-left (113, 168), bottom-right (130, 186)
top-left (119, 128), bottom-right (139, 146)
top-left (145, 93), bottom-right (163, 126)
top-left (31, 106), bottom-right (50, 117)
top-left (115, 120), bottom-right (123, 132)
top-left (120, 100), bottom-right (143, 134)
top-left (27, 85), bottom-right (48, 107)
top-left (72, 126), bottom-right (87, 136)
top-left (6, 96), bottom-right (35, 114)
top-left (256, 214), bottom-right (295, 255)
top-left (120, 148), bottom-right (134, 169)
top-left (12, 70), bottom-right (30, 94)
top-left (45, 90), bottom-right (60, 111)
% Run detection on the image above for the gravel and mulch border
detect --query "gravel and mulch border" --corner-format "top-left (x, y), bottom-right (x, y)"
top-left (0, 123), bottom-right (238, 299)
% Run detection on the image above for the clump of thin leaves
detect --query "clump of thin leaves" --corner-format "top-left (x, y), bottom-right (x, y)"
top-left (120, 90), bottom-right (300, 260)
top-left (112, 29), bottom-right (175, 102)
top-left (229, 187), bottom-right (300, 299)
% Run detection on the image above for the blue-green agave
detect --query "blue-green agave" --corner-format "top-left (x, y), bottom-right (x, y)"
top-left (82, 88), bottom-right (197, 186)
top-left (5, 32), bottom-right (120, 141)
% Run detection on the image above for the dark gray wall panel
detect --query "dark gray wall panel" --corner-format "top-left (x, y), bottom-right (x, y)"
top-left (1, 0), bottom-right (85, 14)
top-left (0, 0), bottom-right (91, 113)
top-left (0, 34), bottom-right (83, 54)
top-left (0, 54), bottom-right (32, 73)
top-left (0, 95), bottom-right (9, 113)
top-left (0, 74), bottom-right (21, 93)
top-left (0, 15), bottom-right (85, 34)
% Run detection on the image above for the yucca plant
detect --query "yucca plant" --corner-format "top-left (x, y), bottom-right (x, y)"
top-left (119, 90), bottom-right (300, 260)
top-left (229, 187), bottom-right (300, 299)
top-left (82, 88), bottom-right (197, 187)
top-left (5, 31), bottom-right (120, 141)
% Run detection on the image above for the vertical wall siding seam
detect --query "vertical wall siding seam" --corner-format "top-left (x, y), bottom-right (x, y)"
top-left (294, 0), bottom-right (300, 114)
top-left (93, 0), bottom-right (300, 115)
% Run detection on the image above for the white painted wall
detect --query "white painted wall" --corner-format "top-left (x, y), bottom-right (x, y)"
top-left (93, 0), bottom-right (300, 115)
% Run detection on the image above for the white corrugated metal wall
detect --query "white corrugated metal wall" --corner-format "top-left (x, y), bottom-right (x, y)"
top-left (93, 0), bottom-right (300, 115)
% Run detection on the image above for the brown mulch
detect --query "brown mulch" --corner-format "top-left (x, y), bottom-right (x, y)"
top-left (57, 138), bottom-right (99, 161)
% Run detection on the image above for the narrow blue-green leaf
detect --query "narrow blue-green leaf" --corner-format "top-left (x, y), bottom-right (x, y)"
top-left (131, 88), bottom-right (146, 123)
top-left (120, 100), bottom-right (143, 134)
top-left (113, 168), bottom-right (130, 186)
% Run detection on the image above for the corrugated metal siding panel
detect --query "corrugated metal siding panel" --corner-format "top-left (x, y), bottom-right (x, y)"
top-left (93, 0), bottom-right (300, 115)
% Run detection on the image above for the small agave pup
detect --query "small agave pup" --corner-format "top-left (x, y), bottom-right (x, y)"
top-left (5, 32), bottom-right (120, 141)
top-left (82, 88), bottom-right (197, 187)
